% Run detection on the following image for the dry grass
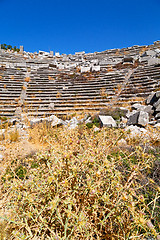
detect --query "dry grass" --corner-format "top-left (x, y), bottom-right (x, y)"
top-left (0, 121), bottom-right (159, 239)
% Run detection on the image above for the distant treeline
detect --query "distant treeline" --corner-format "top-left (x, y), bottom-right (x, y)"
top-left (1, 44), bottom-right (20, 52)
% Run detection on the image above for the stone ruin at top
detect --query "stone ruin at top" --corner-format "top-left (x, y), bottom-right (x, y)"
top-left (0, 41), bottom-right (160, 118)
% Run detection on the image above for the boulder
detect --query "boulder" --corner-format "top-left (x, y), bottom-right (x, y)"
top-left (127, 111), bottom-right (139, 125)
top-left (125, 125), bottom-right (148, 138)
top-left (143, 105), bottom-right (154, 115)
top-left (153, 98), bottom-right (160, 108)
top-left (51, 115), bottom-right (63, 127)
top-left (127, 111), bottom-right (149, 127)
top-left (138, 111), bottom-right (149, 127)
top-left (119, 117), bottom-right (128, 128)
top-left (146, 92), bottom-right (158, 105)
top-left (155, 113), bottom-right (160, 120)
top-left (155, 48), bottom-right (160, 54)
top-left (131, 103), bottom-right (145, 111)
top-left (63, 117), bottom-right (79, 129)
top-left (30, 115), bottom-right (62, 127)
top-left (126, 110), bottom-right (138, 119)
top-left (148, 57), bottom-right (160, 66)
top-left (155, 104), bottom-right (160, 113)
top-left (145, 50), bottom-right (156, 57)
top-left (30, 117), bottom-right (42, 127)
top-left (156, 91), bottom-right (160, 98)
top-left (131, 104), bottom-right (153, 114)
top-left (69, 117), bottom-right (79, 129)
top-left (99, 115), bottom-right (117, 127)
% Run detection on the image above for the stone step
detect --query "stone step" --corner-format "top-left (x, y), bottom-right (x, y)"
top-left (121, 86), bottom-right (156, 92)
top-left (0, 108), bottom-right (15, 112)
top-left (25, 102), bottom-right (108, 109)
top-left (0, 93), bottom-right (21, 97)
top-left (0, 104), bottom-right (17, 108)
top-left (26, 84), bottom-right (121, 90)
top-left (119, 92), bottom-right (150, 98)
top-left (25, 92), bottom-right (111, 98)
top-left (25, 99), bottom-right (110, 104)
top-left (25, 106), bottom-right (103, 112)
top-left (25, 90), bottom-right (115, 96)
top-left (0, 107), bottom-right (103, 118)
top-left (27, 80), bottom-right (125, 86)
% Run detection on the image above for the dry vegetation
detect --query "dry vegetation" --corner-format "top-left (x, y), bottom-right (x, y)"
top-left (0, 119), bottom-right (160, 240)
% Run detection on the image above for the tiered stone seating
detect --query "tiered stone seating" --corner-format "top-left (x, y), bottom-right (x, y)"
top-left (119, 65), bottom-right (160, 101)
top-left (24, 69), bottom-right (127, 116)
top-left (0, 41), bottom-right (159, 117)
top-left (0, 65), bottom-right (27, 117)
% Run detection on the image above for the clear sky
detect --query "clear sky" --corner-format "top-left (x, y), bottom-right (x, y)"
top-left (0, 0), bottom-right (160, 54)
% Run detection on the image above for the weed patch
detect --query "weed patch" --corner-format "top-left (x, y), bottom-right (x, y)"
top-left (0, 124), bottom-right (159, 239)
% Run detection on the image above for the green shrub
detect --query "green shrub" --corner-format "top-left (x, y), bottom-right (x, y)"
top-left (92, 116), bottom-right (100, 127)
top-left (86, 122), bottom-right (93, 128)
top-left (99, 107), bottom-right (127, 120)
top-left (15, 165), bottom-right (27, 179)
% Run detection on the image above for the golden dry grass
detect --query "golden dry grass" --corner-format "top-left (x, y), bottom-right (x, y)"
top-left (0, 121), bottom-right (159, 239)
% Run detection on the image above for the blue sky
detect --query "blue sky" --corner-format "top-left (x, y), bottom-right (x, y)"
top-left (0, 0), bottom-right (159, 54)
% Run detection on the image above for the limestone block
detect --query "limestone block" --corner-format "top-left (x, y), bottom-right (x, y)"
top-left (146, 50), bottom-right (156, 57)
top-left (126, 110), bottom-right (138, 119)
top-left (143, 105), bottom-right (154, 115)
top-left (155, 104), bottom-right (160, 112)
top-left (99, 115), bottom-right (117, 127)
top-left (80, 66), bottom-right (91, 73)
top-left (30, 115), bottom-right (62, 128)
top-left (30, 117), bottom-right (42, 127)
top-left (148, 57), bottom-right (160, 66)
top-left (153, 98), bottom-right (160, 108)
top-left (146, 92), bottom-right (157, 105)
top-left (127, 111), bottom-right (139, 125)
top-left (155, 113), bottom-right (160, 120)
top-left (156, 91), bottom-right (160, 98)
top-left (92, 66), bottom-right (100, 72)
top-left (51, 115), bottom-right (63, 127)
top-left (125, 125), bottom-right (148, 138)
top-left (138, 111), bottom-right (149, 127)
top-left (131, 103), bottom-right (146, 111)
